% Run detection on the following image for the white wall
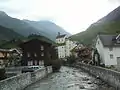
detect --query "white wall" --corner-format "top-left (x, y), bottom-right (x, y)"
top-left (56, 36), bottom-right (77, 59)
top-left (66, 40), bottom-right (71, 57)
top-left (66, 39), bottom-right (77, 57)
top-left (56, 36), bottom-right (66, 59)
top-left (57, 46), bottom-right (66, 58)
top-left (56, 36), bottom-right (66, 44)
top-left (96, 37), bottom-right (120, 66)
top-left (95, 37), bottom-right (105, 64)
top-left (103, 47), bottom-right (120, 66)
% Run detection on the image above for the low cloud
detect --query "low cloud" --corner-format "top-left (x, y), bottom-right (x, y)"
top-left (0, 0), bottom-right (119, 34)
top-left (108, 0), bottom-right (120, 3)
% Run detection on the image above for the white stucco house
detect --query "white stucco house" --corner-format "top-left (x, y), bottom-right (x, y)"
top-left (56, 33), bottom-right (77, 59)
top-left (65, 39), bottom-right (77, 57)
top-left (56, 33), bottom-right (66, 59)
top-left (95, 34), bottom-right (120, 66)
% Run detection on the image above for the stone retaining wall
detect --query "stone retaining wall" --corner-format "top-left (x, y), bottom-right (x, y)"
top-left (0, 66), bottom-right (52, 90)
top-left (77, 63), bottom-right (120, 89)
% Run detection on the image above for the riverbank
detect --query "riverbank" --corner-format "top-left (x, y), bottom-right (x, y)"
top-left (24, 66), bottom-right (115, 90)
top-left (0, 66), bottom-right (52, 90)
top-left (76, 63), bottom-right (120, 90)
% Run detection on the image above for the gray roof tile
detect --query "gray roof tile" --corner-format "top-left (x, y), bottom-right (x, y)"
top-left (99, 34), bottom-right (120, 47)
top-left (56, 34), bottom-right (66, 39)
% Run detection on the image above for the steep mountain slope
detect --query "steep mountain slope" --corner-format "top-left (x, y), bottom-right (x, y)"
top-left (0, 11), bottom-right (70, 41)
top-left (0, 11), bottom-right (42, 36)
top-left (0, 25), bottom-right (23, 42)
top-left (0, 11), bottom-right (71, 49)
top-left (71, 6), bottom-right (120, 45)
top-left (0, 34), bottom-right (55, 49)
top-left (23, 20), bottom-right (71, 40)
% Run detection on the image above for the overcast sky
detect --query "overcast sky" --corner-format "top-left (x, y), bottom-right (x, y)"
top-left (0, 0), bottom-right (120, 34)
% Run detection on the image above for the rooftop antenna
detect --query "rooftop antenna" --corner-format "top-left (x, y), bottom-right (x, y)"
top-left (58, 32), bottom-right (60, 36)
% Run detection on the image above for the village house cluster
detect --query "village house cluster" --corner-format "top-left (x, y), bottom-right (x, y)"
top-left (1, 32), bottom-right (120, 71)
top-left (56, 32), bottom-right (78, 59)
top-left (55, 32), bottom-right (92, 64)
top-left (56, 32), bottom-right (120, 71)
top-left (0, 37), bottom-right (58, 68)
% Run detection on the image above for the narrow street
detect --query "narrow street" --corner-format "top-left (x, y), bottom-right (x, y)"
top-left (24, 67), bottom-right (115, 90)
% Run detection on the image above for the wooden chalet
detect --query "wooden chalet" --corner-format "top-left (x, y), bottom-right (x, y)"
top-left (19, 38), bottom-right (57, 66)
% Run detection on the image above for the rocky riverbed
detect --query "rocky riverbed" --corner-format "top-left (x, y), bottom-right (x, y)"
top-left (24, 66), bottom-right (115, 90)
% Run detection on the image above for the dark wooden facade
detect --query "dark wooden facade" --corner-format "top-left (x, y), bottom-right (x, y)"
top-left (19, 39), bottom-right (57, 66)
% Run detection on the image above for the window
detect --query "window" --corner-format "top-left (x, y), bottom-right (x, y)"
top-left (41, 45), bottom-right (44, 50)
top-left (110, 54), bottom-right (113, 59)
top-left (28, 61), bottom-right (33, 66)
top-left (41, 60), bottom-right (44, 65)
top-left (39, 60), bottom-right (44, 65)
top-left (117, 57), bottom-right (120, 65)
top-left (27, 52), bottom-right (30, 57)
top-left (109, 47), bottom-right (113, 51)
top-left (41, 52), bottom-right (44, 56)
top-left (34, 53), bottom-right (37, 57)
top-left (35, 60), bottom-right (37, 65)
top-left (98, 41), bottom-right (99, 44)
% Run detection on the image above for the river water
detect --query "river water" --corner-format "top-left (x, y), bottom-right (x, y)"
top-left (24, 66), bottom-right (115, 90)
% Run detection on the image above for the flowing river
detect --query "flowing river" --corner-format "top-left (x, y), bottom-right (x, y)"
top-left (24, 66), bottom-right (115, 90)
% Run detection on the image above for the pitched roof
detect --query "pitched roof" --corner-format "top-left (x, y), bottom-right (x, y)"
top-left (18, 39), bottom-right (52, 48)
top-left (0, 48), bottom-right (19, 53)
top-left (19, 35), bottom-right (56, 46)
top-left (98, 34), bottom-right (120, 47)
top-left (56, 34), bottom-right (66, 39)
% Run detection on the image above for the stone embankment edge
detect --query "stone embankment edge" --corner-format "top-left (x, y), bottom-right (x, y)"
top-left (75, 63), bottom-right (120, 90)
top-left (0, 66), bottom-right (52, 90)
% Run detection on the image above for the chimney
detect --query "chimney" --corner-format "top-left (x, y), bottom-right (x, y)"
top-left (58, 32), bottom-right (60, 36)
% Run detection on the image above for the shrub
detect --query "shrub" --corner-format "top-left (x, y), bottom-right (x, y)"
top-left (0, 68), bottom-right (6, 80)
top-left (66, 55), bottom-right (76, 65)
top-left (51, 59), bottom-right (61, 72)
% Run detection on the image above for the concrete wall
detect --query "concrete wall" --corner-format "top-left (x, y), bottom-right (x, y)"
top-left (77, 63), bottom-right (120, 89)
top-left (0, 66), bottom-right (52, 90)
top-left (0, 72), bottom-right (31, 90)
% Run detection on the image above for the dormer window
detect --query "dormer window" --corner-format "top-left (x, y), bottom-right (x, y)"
top-left (41, 45), bottom-right (44, 50)
top-left (116, 34), bottom-right (120, 44)
top-left (98, 41), bottom-right (99, 44)
top-left (109, 47), bottom-right (113, 51)
top-left (116, 39), bottom-right (120, 44)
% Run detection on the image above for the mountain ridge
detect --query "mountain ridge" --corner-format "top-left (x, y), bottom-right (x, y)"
top-left (0, 11), bottom-right (70, 41)
top-left (70, 6), bottom-right (120, 45)
top-left (23, 20), bottom-right (71, 40)
top-left (0, 25), bottom-right (23, 44)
